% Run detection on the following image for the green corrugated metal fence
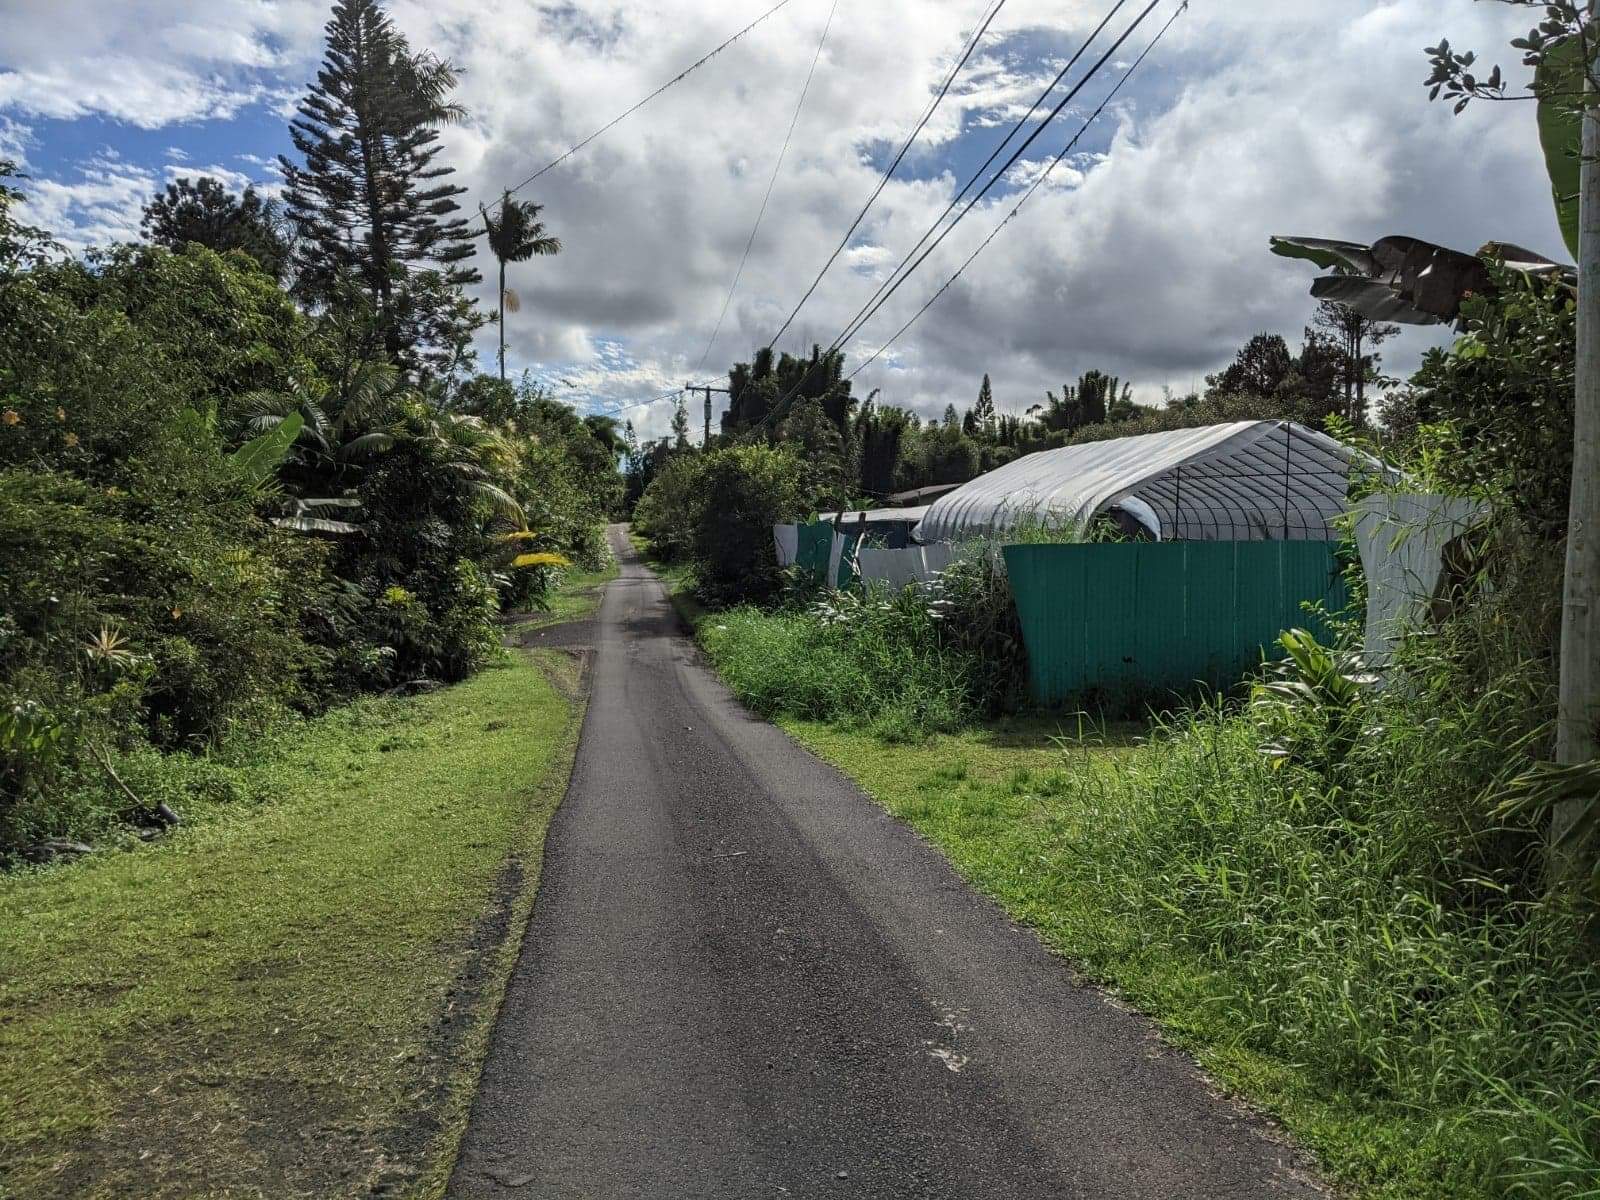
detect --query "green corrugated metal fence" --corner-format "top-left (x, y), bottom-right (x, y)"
top-left (1002, 542), bottom-right (1349, 705)
top-left (795, 522), bottom-right (833, 585)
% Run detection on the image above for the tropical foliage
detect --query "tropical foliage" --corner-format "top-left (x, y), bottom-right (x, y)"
top-left (481, 192), bottom-right (562, 381)
top-left (0, 0), bottom-right (611, 860)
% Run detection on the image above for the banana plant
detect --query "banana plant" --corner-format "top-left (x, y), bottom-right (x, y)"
top-left (1252, 628), bottom-right (1374, 768)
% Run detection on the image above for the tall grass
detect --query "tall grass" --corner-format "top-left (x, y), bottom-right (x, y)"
top-left (1051, 702), bottom-right (1599, 1194)
top-left (701, 585), bottom-right (979, 742)
top-left (1032, 522), bottom-right (1600, 1195)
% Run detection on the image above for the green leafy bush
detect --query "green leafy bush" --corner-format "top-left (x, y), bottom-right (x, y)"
top-left (0, 468), bottom-right (329, 850)
top-left (632, 451), bottom-right (706, 563)
top-left (701, 586), bottom-right (975, 741)
top-left (691, 445), bottom-right (809, 606)
top-left (1402, 270), bottom-right (1574, 536)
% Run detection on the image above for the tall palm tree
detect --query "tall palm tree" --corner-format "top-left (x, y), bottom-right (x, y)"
top-left (481, 192), bottom-right (561, 381)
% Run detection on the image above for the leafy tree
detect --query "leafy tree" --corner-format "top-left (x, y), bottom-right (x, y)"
top-left (583, 414), bottom-right (625, 461)
top-left (724, 344), bottom-right (851, 437)
top-left (1207, 334), bottom-right (1297, 398)
top-left (690, 445), bottom-right (809, 605)
top-left (780, 397), bottom-right (851, 508)
top-left (911, 420), bottom-right (981, 486)
top-left (140, 176), bottom-right (291, 282)
top-left (670, 394), bottom-right (692, 448)
top-left (1313, 300), bottom-right (1400, 426)
top-left (480, 192), bottom-right (561, 381)
top-left (1031, 370), bottom-right (1132, 434)
top-left (0, 160), bottom-right (55, 275)
top-left (280, 0), bottom-right (481, 376)
top-left (854, 392), bottom-right (911, 497)
top-left (1406, 270), bottom-right (1575, 535)
top-left (38, 243), bottom-right (316, 405)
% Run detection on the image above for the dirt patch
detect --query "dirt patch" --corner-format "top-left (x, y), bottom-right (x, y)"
top-left (506, 617), bottom-right (597, 653)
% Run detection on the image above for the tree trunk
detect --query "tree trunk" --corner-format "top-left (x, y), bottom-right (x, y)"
top-left (1556, 40), bottom-right (1600, 860)
top-left (1354, 326), bottom-right (1365, 428)
top-left (1342, 328), bottom-right (1355, 422)
top-left (498, 259), bottom-right (507, 382)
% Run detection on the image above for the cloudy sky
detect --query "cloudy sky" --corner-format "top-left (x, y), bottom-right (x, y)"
top-left (0, 0), bottom-right (1562, 438)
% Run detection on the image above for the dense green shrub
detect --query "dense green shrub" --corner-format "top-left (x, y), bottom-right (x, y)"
top-left (1400, 271), bottom-right (1575, 536)
top-left (338, 400), bottom-right (509, 685)
top-left (691, 445), bottom-right (809, 606)
top-left (701, 587), bottom-right (976, 741)
top-left (37, 243), bottom-right (318, 403)
top-left (635, 444), bottom-right (809, 605)
top-left (631, 451), bottom-right (706, 563)
top-left (0, 468), bottom-right (329, 850)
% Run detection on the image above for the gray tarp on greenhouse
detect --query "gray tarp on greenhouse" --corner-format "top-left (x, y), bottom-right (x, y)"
top-left (914, 420), bottom-right (1361, 544)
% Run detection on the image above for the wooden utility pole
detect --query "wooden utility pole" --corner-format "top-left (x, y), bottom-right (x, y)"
top-left (685, 383), bottom-right (730, 448)
top-left (1558, 15), bottom-right (1600, 850)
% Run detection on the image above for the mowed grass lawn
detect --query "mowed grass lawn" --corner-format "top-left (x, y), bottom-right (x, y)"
top-left (0, 650), bottom-right (582, 1200)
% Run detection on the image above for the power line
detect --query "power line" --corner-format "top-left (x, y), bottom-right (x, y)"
top-left (831, 0), bottom-right (1162, 357)
top-left (820, 0), bottom-right (1134, 361)
top-left (765, 0), bottom-right (1011, 351)
top-left (694, 0), bottom-right (841, 374)
top-left (495, 0), bottom-right (803, 208)
top-left (849, 0), bottom-right (1187, 381)
top-left (751, 0), bottom-right (1159, 425)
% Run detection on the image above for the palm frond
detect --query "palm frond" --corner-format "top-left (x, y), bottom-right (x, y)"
top-left (466, 480), bottom-right (526, 522)
top-left (339, 431), bottom-right (397, 459)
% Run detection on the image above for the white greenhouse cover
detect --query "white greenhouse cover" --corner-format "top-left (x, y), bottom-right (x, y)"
top-left (914, 421), bottom-right (1360, 544)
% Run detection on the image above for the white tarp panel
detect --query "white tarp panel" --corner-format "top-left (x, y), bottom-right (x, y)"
top-left (1354, 493), bottom-right (1488, 666)
top-left (855, 542), bottom-right (958, 590)
top-left (827, 530), bottom-right (848, 586)
top-left (820, 505), bottom-right (932, 526)
top-left (915, 420), bottom-right (1362, 544)
top-left (774, 524), bottom-right (799, 568)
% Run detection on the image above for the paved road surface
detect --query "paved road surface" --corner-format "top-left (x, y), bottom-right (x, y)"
top-left (449, 526), bottom-right (1323, 1199)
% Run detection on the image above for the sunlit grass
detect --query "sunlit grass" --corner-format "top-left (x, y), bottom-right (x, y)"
top-left (504, 560), bottom-right (620, 631)
top-left (787, 711), bottom-right (1597, 1200)
top-left (0, 652), bottom-right (581, 1199)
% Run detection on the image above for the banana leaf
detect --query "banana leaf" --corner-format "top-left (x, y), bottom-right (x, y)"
top-left (230, 411), bottom-right (304, 488)
top-left (1536, 36), bottom-right (1583, 261)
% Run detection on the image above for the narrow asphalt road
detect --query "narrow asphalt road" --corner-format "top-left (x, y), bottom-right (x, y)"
top-left (449, 526), bottom-right (1324, 1199)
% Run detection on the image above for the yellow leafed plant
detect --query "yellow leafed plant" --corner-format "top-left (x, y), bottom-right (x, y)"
top-left (512, 552), bottom-right (571, 569)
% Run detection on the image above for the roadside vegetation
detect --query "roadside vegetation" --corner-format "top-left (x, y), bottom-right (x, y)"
top-left (503, 558), bottom-right (619, 633)
top-left (625, 43), bottom-right (1600, 1197)
top-left (1, 0), bottom-right (616, 863)
top-left (2, 4), bottom-right (614, 1193)
top-left (0, 650), bottom-right (581, 1199)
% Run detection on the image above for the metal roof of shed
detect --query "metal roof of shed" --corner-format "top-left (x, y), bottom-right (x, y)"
top-left (914, 421), bottom-right (1360, 544)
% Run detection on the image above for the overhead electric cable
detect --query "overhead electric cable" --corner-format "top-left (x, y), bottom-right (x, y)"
top-left (694, 0), bottom-right (841, 373)
top-left (831, 0), bottom-right (1162, 356)
top-left (765, 0), bottom-right (1011, 350)
top-left (820, 0), bottom-right (1134, 359)
top-left (495, 0), bottom-right (803, 207)
top-left (752, 0), bottom-right (1160, 423)
top-left (849, 0), bottom-right (1187, 380)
